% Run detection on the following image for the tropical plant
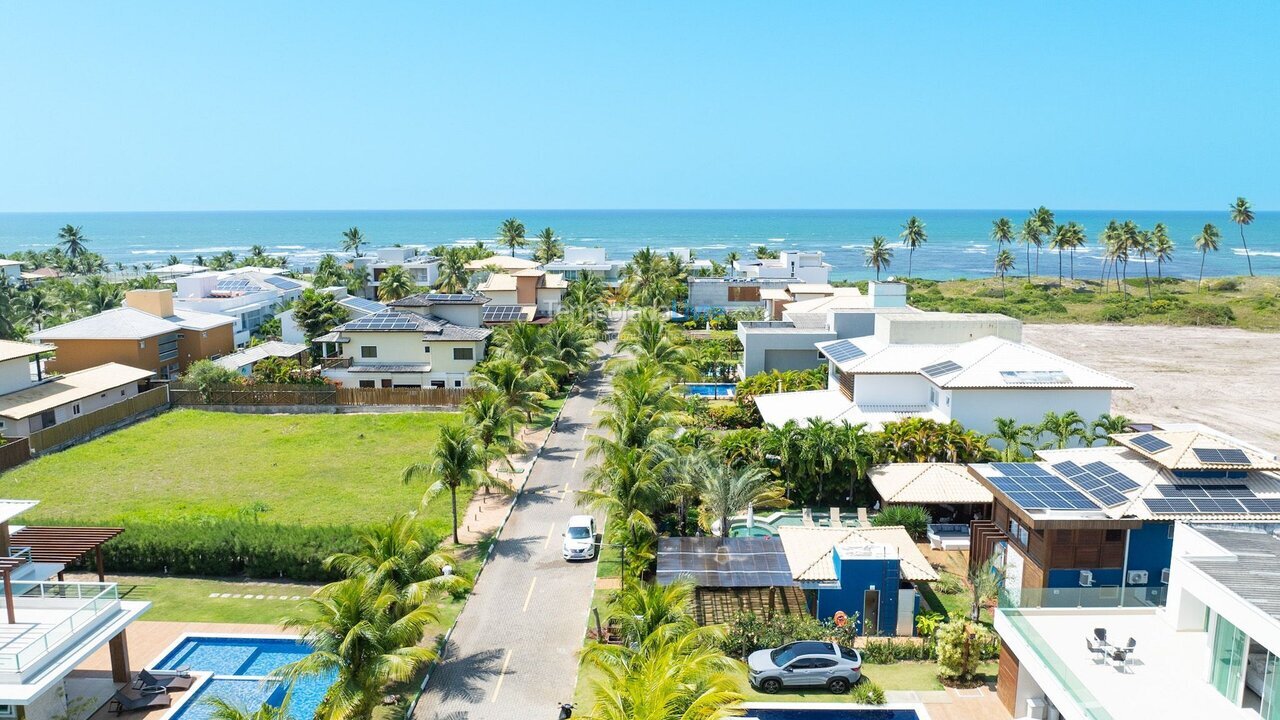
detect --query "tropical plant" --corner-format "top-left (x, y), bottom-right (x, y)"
top-left (864, 236), bottom-right (893, 280)
top-left (498, 217), bottom-right (527, 257)
top-left (1151, 222), bottom-right (1174, 280)
top-left (402, 424), bottom-right (493, 544)
top-left (340, 227), bottom-right (365, 257)
top-left (204, 694), bottom-right (291, 720)
top-left (754, 245), bottom-right (779, 259)
top-left (1090, 413), bottom-right (1131, 445)
top-left (1230, 196), bottom-right (1255, 277)
top-left (870, 505), bottom-right (931, 539)
top-left (462, 389), bottom-right (524, 473)
top-left (605, 578), bottom-right (700, 646)
top-left (614, 308), bottom-right (695, 380)
top-left (375, 265), bottom-right (416, 301)
top-left (990, 217), bottom-right (1014, 251)
top-left (292, 289), bottom-right (350, 342)
top-left (184, 359), bottom-right (241, 401)
top-left (57, 225), bottom-right (89, 258)
top-left (875, 418), bottom-right (994, 464)
top-left (899, 216), bottom-right (927, 278)
top-left (1037, 410), bottom-right (1087, 449)
top-left (543, 317), bottom-right (597, 385)
top-left (1031, 206), bottom-right (1055, 275)
top-left (689, 456), bottom-right (787, 536)
top-left (434, 248), bottom-right (471, 293)
top-left (993, 249), bottom-right (1015, 295)
top-left (620, 247), bottom-right (682, 308)
top-left (1018, 217), bottom-right (1040, 282)
top-left (531, 226), bottom-right (564, 264)
top-left (324, 514), bottom-right (468, 610)
top-left (471, 356), bottom-right (549, 422)
top-left (1194, 223), bottom-right (1222, 289)
top-left (990, 417), bottom-right (1034, 461)
top-left (936, 619), bottom-right (996, 683)
top-left (20, 286), bottom-right (58, 330)
top-left (967, 550), bottom-right (1004, 622)
top-left (1131, 228), bottom-right (1155, 300)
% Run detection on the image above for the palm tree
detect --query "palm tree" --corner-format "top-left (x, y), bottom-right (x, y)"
top-left (1194, 223), bottom-right (1222, 289)
top-left (434, 249), bottom-right (470, 293)
top-left (280, 576), bottom-right (439, 720)
top-left (605, 578), bottom-right (699, 646)
top-left (1032, 206), bottom-right (1055, 275)
top-left (402, 425), bottom-right (491, 544)
top-left (994, 249), bottom-right (1015, 296)
top-left (899, 216), bottom-right (927, 278)
top-left (1037, 410), bottom-right (1086, 449)
top-left (543, 318), bottom-right (597, 385)
top-left (531, 227), bottom-right (563, 264)
top-left (471, 357), bottom-right (549, 422)
top-left (324, 515), bottom-right (469, 611)
top-left (614, 308), bottom-right (696, 380)
top-left (620, 247), bottom-right (680, 308)
top-left (462, 390), bottom-right (524, 475)
top-left (690, 456), bottom-right (787, 536)
top-left (1230, 196), bottom-right (1255, 277)
top-left (863, 236), bottom-right (893, 280)
top-left (1065, 221), bottom-right (1087, 280)
top-left (1018, 217), bottom-right (1040, 283)
top-left (968, 551), bottom-right (1005, 621)
top-left (1090, 413), bottom-right (1132, 446)
top-left (341, 227), bottom-right (365, 257)
top-left (1152, 223), bottom-right (1174, 281)
top-left (498, 217), bottom-right (527, 257)
top-left (375, 265), bottom-right (416, 301)
top-left (1049, 224), bottom-right (1071, 285)
top-left (56, 225), bottom-right (89, 258)
top-left (990, 417), bottom-right (1034, 461)
top-left (990, 217), bottom-right (1015, 250)
top-left (1131, 228), bottom-right (1155, 301)
top-left (724, 250), bottom-right (740, 271)
top-left (204, 694), bottom-right (291, 720)
top-left (20, 286), bottom-right (57, 331)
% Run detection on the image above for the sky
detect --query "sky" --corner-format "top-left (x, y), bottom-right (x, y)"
top-left (1, 2), bottom-right (1277, 212)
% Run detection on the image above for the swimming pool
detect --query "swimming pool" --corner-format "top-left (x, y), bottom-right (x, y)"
top-left (728, 509), bottom-right (860, 537)
top-left (742, 707), bottom-right (922, 719)
top-left (151, 635), bottom-right (335, 720)
top-left (684, 382), bottom-right (737, 399)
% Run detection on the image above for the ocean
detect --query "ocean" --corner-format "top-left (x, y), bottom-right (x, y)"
top-left (1, 209), bottom-right (1276, 281)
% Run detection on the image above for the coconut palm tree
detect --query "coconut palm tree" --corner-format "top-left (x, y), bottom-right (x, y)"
top-left (375, 265), bottom-right (416, 301)
top-left (471, 356), bottom-right (550, 422)
top-left (990, 417), bottom-right (1034, 461)
top-left (1090, 413), bottom-right (1132, 446)
top-left (689, 455), bottom-right (787, 536)
top-left (1194, 223), bottom-right (1222, 289)
top-left (531, 227), bottom-right (563, 264)
top-left (1037, 410), bottom-right (1087, 449)
top-left (489, 321), bottom-right (564, 385)
top-left (990, 217), bottom-right (1015, 250)
top-left (1131, 228), bottom-right (1155, 301)
top-left (994, 249), bottom-right (1015, 295)
top-left (402, 424), bottom-right (491, 544)
top-left (498, 217), bottom-right (527, 257)
top-left (1152, 223), bottom-right (1174, 280)
top-left (621, 247), bottom-right (680, 308)
top-left (543, 318), bottom-right (597, 385)
top-left (1049, 224), bottom-right (1072, 285)
top-left (1230, 196), bottom-right (1255, 277)
top-left (1018, 217), bottom-right (1040, 283)
top-left (614, 308), bottom-right (696, 380)
top-left (434, 248), bottom-right (470, 293)
top-left (723, 250), bottom-right (740, 270)
top-left (204, 694), bottom-right (292, 720)
top-left (1065, 221), bottom-right (1088, 281)
top-left (1032, 206), bottom-right (1055, 275)
top-left (340, 227), bottom-right (365, 257)
top-left (462, 389), bottom-right (524, 474)
top-left (279, 576), bottom-right (439, 720)
top-left (605, 578), bottom-right (699, 646)
top-left (56, 225), bottom-right (89, 258)
top-left (324, 515), bottom-right (469, 611)
top-left (863, 236), bottom-right (893, 280)
top-left (899, 216), bottom-right (927, 278)
top-left (20, 286), bottom-right (57, 331)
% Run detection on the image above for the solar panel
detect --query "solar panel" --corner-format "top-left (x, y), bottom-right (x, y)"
top-left (483, 305), bottom-right (527, 322)
top-left (1193, 448), bottom-right (1252, 465)
top-left (215, 279), bottom-right (255, 292)
top-left (823, 340), bottom-right (865, 364)
top-left (264, 276), bottom-right (302, 290)
top-left (986, 464), bottom-right (1100, 512)
top-left (1130, 433), bottom-right (1172, 453)
top-left (426, 293), bottom-right (478, 303)
top-left (921, 360), bottom-right (963, 377)
top-left (341, 296), bottom-right (387, 314)
top-left (1241, 499), bottom-right (1280, 513)
top-left (1144, 498), bottom-right (1196, 514)
top-left (655, 537), bottom-right (794, 588)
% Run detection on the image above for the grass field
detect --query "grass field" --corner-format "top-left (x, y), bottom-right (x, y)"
top-left (2, 409), bottom-right (464, 528)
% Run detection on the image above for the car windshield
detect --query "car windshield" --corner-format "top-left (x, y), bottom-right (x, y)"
top-left (839, 646), bottom-right (860, 662)
top-left (567, 526), bottom-right (592, 539)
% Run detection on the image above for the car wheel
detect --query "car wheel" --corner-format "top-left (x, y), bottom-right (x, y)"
top-left (759, 678), bottom-right (782, 694)
top-left (827, 678), bottom-right (850, 694)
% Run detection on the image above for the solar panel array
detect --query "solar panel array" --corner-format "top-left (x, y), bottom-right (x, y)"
top-left (483, 305), bottom-right (526, 322)
top-left (986, 463), bottom-right (1100, 511)
top-left (1130, 433), bottom-right (1172, 453)
top-left (1146, 482), bottom-right (1280, 515)
top-left (655, 537), bottom-right (794, 588)
top-left (426, 293), bottom-right (478, 303)
top-left (1193, 448), bottom-right (1251, 465)
top-left (1050, 460), bottom-right (1140, 507)
top-left (921, 360), bottom-right (963, 377)
top-left (999, 370), bottom-right (1072, 384)
top-left (341, 297), bottom-right (387, 314)
top-left (340, 311), bottom-right (426, 332)
top-left (215, 279), bottom-right (255, 293)
top-left (264, 276), bottom-right (302, 290)
top-left (823, 340), bottom-right (865, 364)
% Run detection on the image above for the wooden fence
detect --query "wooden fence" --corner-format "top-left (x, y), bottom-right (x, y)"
top-left (0, 437), bottom-right (31, 472)
top-left (25, 385), bottom-right (171, 454)
top-left (169, 383), bottom-right (474, 408)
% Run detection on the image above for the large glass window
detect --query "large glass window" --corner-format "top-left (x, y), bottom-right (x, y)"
top-left (1212, 615), bottom-right (1247, 702)
top-left (1260, 650), bottom-right (1280, 720)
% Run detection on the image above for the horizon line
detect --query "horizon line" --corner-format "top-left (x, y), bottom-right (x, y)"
top-left (0, 206), bottom-right (1271, 215)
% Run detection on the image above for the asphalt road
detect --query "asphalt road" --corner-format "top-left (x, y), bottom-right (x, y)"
top-left (415, 343), bottom-right (613, 720)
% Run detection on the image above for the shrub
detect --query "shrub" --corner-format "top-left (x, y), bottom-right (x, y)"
top-left (870, 505), bottom-right (931, 539)
top-left (936, 620), bottom-right (996, 683)
top-left (1177, 303), bottom-right (1235, 326)
top-left (720, 611), bottom-right (859, 659)
top-left (849, 679), bottom-right (887, 705)
top-left (860, 638), bottom-right (933, 664)
top-left (734, 368), bottom-right (826, 406)
top-left (707, 402), bottom-right (761, 429)
top-left (932, 575), bottom-right (964, 595)
top-left (1208, 278), bottom-right (1241, 292)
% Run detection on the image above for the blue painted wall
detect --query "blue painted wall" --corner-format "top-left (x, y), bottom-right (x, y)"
top-left (1123, 521), bottom-right (1175, 584)
top-left (1046, 567), bottom-right (1123, 588)
top-left (811, 549), bottom-right (905, 635)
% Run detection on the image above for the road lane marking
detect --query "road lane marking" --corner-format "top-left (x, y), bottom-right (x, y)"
top-left (571, 452), bottom-right (580, 467)
top-left (561, 484), bottom-right (570, 503)
top-left (522, 577), bottom-right (537, 612)
top-left (545, 523), bottom-right (555, 548)
top-left (491, 648), bottom-right (513, 702)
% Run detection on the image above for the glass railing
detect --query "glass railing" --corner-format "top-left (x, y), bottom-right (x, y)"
top-left (0, 581), bottom-right (120, 673)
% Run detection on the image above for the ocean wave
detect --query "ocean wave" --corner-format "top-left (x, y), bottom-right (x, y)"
top-left (961, 247), bottom-right (988, 254)
top-left (275, 245), bottom-right (306, 250)
top-left (1237, 248), bottom-right (1280, 258)
top-left (696, 244), bottom-right (729, 250)
top-left (767, 238), bottom-right (786, 243)
top-left (840, 244), bottom-right (870, 250)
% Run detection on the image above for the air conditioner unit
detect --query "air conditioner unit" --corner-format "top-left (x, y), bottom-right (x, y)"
top-left (1127, 570), bottom-right (1149, 585)
top-left (1079, 570), bottom-right (1094, 587)
top-left (1161, 568), bottom-right (1171, 585)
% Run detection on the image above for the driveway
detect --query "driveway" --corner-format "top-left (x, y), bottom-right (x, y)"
top-left (414, 341), bottom-right (613, 720)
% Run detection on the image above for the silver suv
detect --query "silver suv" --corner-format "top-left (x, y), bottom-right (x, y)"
top-left (747, 640), bottom-right (862, 694)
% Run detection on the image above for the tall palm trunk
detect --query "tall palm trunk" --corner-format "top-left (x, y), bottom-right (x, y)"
top-left (1199, 251), bottom-right (1207, 289)
top-left (1058, 251), bottom-right (1064, 286)
top-left (1070, 248), bottom-right (1076, 281)
top-left (1239, 225), bottom-right (1254, 276)
top-left (908, 249), bottom-right (914, 278)
top-left (450, 486), bottom-right (460, 544)
top-left (1026, 245), bottom-right (1032, 282)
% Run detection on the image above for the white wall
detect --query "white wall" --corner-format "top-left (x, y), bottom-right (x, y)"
top-left (428, 305), bottom-right (483, 327)
top-left (0, 381), bottom-right (141, 438)
top-left (1167, 525), bottom-right (1280, 656)
top-left (853, 374), bottom-right (930, 407)
top-left (0, 357), bottom-right (33, 395)
top-left (949, 388), bottom-right (1112, 437)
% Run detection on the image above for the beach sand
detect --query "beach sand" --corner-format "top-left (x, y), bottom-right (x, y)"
top-left (1023, 324), bottom-right (1280, 450)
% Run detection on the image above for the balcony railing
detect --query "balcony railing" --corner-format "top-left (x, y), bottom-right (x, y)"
top-left (318, 356), bottom-right (352, 370)
top-left (0, 581), bottom-right (120, 673)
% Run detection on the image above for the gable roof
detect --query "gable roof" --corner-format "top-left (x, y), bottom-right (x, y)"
top-left (1111, 428), bottom-right (1280, 471)
top-left (869, 463), bottom-right (994, 505)
top-left (0, 363), bottom-right (154, 420)
top-left (32, 308), bottom-right (181, 340)
top-left (388, 293), bottom-right (491, 308)
top-left (777, 525), bottom-right (938, 582)
top-left (213, 341), bottom-right (309, 371)
top-left (332, 309), bottom-right (491, 341)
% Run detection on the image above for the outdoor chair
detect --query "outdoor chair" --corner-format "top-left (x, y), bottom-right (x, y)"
top-left (802, 508), bottom-right (816, 527)
top-left (138, 668), bottom-right (195, 691)
top-left (1086, 638), bottom-right (1108, 664)
top-left (830, 507), bottom-right (843, 528)
top-left (1110, 646), bottom-right (1132, 672)
top-left (857, 507), bottom-right (870, 525)
top-left (1093, 627), bottom-right (1108, 645)
top-left (107, 688), bottom-right (171, 716)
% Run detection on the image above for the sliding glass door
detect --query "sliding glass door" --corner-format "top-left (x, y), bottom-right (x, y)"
top-left (1212, 615), bottom-right (1247, 703)
top-left (1261, 650), bottom-right (1280, 720)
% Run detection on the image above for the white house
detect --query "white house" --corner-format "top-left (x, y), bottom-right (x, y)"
top-left (279, 288), bottom-right (387, 344)
top-left (733, 251), bottom-right (831, 283)
top-left (172, 270), bottom-right (310, 346)
top-left (687, 251), bottom-right (833, 313)
top-left (0, 259), bottom-right (23, 282)
top-left (544, 247), bottom-right (625, 286)
top-left (753, 312), bottom-right (1128, 434)
top-left (318, 293), bottom-right (491, 389)
top-left (995, 521), bottom-right (1280, 720)
top-left (476, 268), bottom-right (568, 320)
top-left (368, 247), bottom-right (440, 293)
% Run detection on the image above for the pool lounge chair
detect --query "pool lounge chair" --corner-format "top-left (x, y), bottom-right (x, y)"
top-left (802, 508), bottom-right (816, 527)
top-left (138, 668), bottom-right (195, 691)
top-left (107, 688), bottom-right (171, 716)
top-left (830, 507), bottom-right (843, 528)
top-left (857, 507), bottom-right (870, 525)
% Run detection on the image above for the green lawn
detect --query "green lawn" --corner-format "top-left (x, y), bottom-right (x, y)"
top-left (737, 661), bottom-right (999, 700)
top-left (2, 409), bottom-right (464, 528)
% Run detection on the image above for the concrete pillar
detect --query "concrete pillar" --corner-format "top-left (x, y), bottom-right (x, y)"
top-left (109, 631), bottom-right (131, 684)
top-left (0, 521), bottom-right (9, 557)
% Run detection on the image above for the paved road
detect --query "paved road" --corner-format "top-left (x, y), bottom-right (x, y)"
top-left (415, 344), bottom-right (613, 720)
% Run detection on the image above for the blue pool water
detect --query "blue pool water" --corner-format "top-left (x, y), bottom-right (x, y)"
top-left (685, 382), bottom-right (736, 399)
top-left (153, 636), bottom-right (335, 720)
top-left (743, 710), bottom-right (920, 720)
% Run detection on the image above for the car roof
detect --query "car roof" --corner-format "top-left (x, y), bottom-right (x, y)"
top-left (567, 515), bottom-right (594, 526)
top-left (785, 641), bottom-right (835, 655)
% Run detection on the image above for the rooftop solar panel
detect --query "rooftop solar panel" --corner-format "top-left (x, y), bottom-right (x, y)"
top-left (341, 297), bottom-right (387, 314)
top-left (483, 305), bottom-right (527, 322)
top-left (1130, 433), bottom-right (1172, 453)
top-left (823, 340), bottom-right (865, 364)
top-left (921, 360), bottom-right (963, 377)
top-left (1193, 448), bottom-right (1252, 465)
top-left (655, 537), bottom-right (794, 588)
top-left (264, 276), bottom-right (302, 290)
top-left (987, 466), bottom-right (1100, 512)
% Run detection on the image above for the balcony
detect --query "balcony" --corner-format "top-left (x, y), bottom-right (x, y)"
top-left (0, 580), bottom-right (121, 676)
top-left (318, 356), bottom-right (353, 370)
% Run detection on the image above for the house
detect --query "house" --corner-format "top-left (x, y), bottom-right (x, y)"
top-left (19, 268), bottom-right (60, 284)
top-left (0, 500), bottom-right (148, 720)
top-left (544, 247), bottom-right (625, 286)
top-left (968, 424), bottom-right (1280, 609)
top-left (212, 341), bottom-right (309, 376)
top-left (172, 271), bottom-right (310, 345)
top-left (734, 251), bottom-right (832, 283)
top-left (0, 362), bottom-right (154, 437)
top-left (994, 522), bottom-right (1280, 720)
top-left (686, 277), bottom-right (796, 314)
top-left (737, 282), bottom-right (916, 377)
top-left (150, 263), bottom-right (209, 280)
top-left (0, 259), bottom-right (21, 282)
top-left (31, 290), bottom-right (234, 379)
top-left (367, 248), bottom-right (440, 292)
top-left (318, 292), bottom-right (492, 389)
top-left (279, 288), bottom-right (387, 344)
top-left (476, 268), bottom-right (568, 320)
top-left (777, 524), bottom-right (938, 636)
top-left (463, 254), bottom-right (542, 274)
top-left (752, 312), bottom-right (1124, 434)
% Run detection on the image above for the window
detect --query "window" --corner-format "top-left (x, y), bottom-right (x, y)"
top-left (424, 345), bottom-right (432, 353)
top-left (431, 380), bottom-right (446, 388)
top-left (360, 346), bottom-right (378, 358)
top-left (72, 403), bottom-right (81, 416)
top-left (358, 380), bottom-right (375, 388)
top-left (0, 704), bottom-right (15, 719)
top-left (1105, 529), bottom-right (1123, 542)
top-left (453, 347), bottom-right (474, 361)
top-left (380, 379), bottom-right (392, 388)
top-left (121, 389), bottom-right (127, 396)
top-left (1008, 517), bottom-right (1028, 546)
top-left (139, 340), bottom-right (146, 348)
top-left (817, 350), bottom-right (825, 361)
top-left (39, 410), bottom-right (56, 429)
top-left (929, 387), bottom-right (938, 405)
top-left (727, 285), bottom-right (761, 302)
top-left (453, 380), bottom-right (462, 388)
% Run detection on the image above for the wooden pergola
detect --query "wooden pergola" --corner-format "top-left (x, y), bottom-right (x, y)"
top-left (9, 525), bottom-right (124, 582)
top-left (0, 556), bottom-right (27, 624)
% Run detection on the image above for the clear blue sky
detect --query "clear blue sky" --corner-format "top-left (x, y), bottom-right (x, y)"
top-left (1, 1), bottom-right (1276, 212)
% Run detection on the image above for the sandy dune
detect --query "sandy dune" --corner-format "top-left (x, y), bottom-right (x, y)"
top-left (1022, 324), bottom-right (1280, 450)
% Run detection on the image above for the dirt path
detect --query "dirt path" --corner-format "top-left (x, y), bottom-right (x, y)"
top-left (1023, 324), bottom-right (1280, 450)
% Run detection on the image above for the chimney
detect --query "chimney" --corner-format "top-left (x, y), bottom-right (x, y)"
top-left (125, 289), bottom-right (175, 318)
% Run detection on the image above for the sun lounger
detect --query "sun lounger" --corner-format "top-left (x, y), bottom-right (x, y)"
top-left (801, 508), bottom-right (816, 527)
top-left (857, 507), bottom-right (870, 525)
top-left (830, 507), bottom-right (842, 528)
top-left (108, 688), bottom-right (171, 716)
top-left (138, 668), bottom-right (194, 691)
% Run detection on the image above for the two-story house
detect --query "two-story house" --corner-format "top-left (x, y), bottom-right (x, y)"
top-left (319, 293), bottom-right (492, 389)
top-left (476, 268), bottom-right (568, 321)
top-left (544, 247), bottom-right (625, 286)
top-left (172, 271), bottom-right (309, 345)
